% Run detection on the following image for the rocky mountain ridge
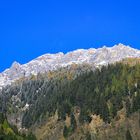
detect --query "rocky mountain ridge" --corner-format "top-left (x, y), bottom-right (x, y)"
top-left (0, 43), bottom-right (140, 89)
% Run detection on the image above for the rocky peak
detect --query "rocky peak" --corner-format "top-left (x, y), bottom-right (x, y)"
top-left (11, 61), bottom-right (21, 70)
top-left (0, 44), bottom-right (140, 89)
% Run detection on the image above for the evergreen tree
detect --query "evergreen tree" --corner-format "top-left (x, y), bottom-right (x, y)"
top-left (126, 98), bottom-right (131, 117)
top-left (63, 125), bottom-right (69, 138)
top-left (126, 129), bottom-right (132, 140)
top-left (70, 113), bottom-right (77, 132)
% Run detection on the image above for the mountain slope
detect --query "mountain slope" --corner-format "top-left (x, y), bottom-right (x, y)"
top-left (0, 44), bottom-right (140, 140)
top-left (0, 44), bottom-right (140, 89)
top-left (0, 113), bottom-right (36, 140)
top-left (0, 59), bottom-right (140, 140)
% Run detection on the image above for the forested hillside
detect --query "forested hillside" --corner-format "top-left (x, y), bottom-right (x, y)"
top-left (0, 113), bottom-right (36, 140)
top-left (0, 60), bottom-right (140, 140)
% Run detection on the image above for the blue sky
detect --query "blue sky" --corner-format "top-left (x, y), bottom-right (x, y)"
top-left (0, 0), bottom-right (140, 72)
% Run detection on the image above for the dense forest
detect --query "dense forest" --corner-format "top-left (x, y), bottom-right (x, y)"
top-left (0, 61), bottom-right (140, 139)
top-left (22, 63), bottom-right (140, 127)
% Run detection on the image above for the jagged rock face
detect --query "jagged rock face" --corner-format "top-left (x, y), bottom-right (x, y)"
top-left (0, 44), bottom-right (140, 89)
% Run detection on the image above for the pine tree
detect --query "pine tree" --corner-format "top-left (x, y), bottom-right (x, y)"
top-left (126, 98), bottom-right (131, 117)
top-left (70, 113), bottom-right (77, 132)
top-left (126, 129), bottom-right (132, 140)
top-left (63, 125), bottom-right (69, 138)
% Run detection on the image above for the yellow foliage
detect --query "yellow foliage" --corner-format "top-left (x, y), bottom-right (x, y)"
top-left (89, 114), bottom-right (104, 134)
top-left (65, 115), bottom-right (71, 127)
top-left (5, 127), bottom-right (14, 135)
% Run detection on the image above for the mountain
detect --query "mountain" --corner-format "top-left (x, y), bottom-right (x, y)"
top-left (1, 59), bottom-right (140, 140)
top-left (0, 43), bottom-right (140, 89)
top-left (0, 44), bottom-right (140, 140)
